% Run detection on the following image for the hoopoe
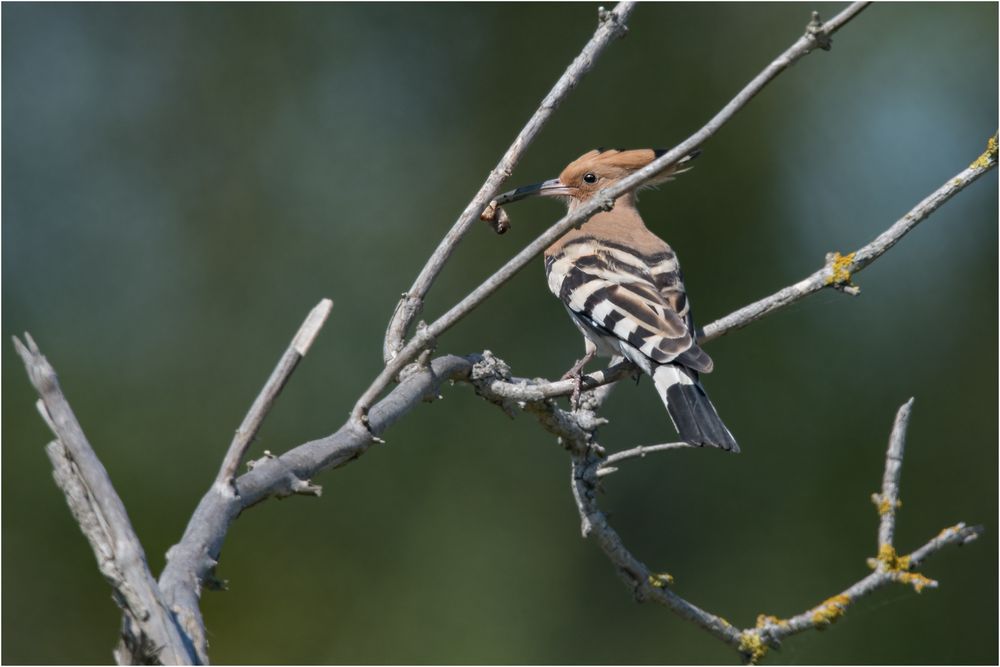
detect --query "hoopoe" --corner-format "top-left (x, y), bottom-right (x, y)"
top-left (493, 148), bottom-right (739, 452)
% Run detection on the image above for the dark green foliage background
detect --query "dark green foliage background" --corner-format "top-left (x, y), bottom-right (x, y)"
top-left (3, 3), bottom-right (996, 664)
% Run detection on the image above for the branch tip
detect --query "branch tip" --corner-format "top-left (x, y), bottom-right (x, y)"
top-left (24, 331), bottom-right (41, 354)
top-left (11, 334), bottom-right (28, 359)
top-left (292, 298), bottom-right (333, 356)
top-left (970, 133), bottom-right (998, 170)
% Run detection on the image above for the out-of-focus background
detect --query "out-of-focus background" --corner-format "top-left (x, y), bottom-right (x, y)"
top-left (3, 3), bottom-right (996, 664)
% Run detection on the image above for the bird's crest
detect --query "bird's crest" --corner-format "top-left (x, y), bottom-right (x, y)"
top-left (559, 148), bottom-right (697, 193)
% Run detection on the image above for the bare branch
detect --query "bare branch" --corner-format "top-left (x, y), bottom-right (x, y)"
top-left (753, 520), bottom-right (982, 647)
top-left (159, 349), bottom-right (625, 649)
top-left (908, 522), bottom-right (982, 567)
top-left (700, 134), bottom-right (998, 343)
top-left (215, 298), bottom-right (333, 491)
top-left (486, 357), bottom-right (635, 403)
top-left (159, 353), bottom-right (478, 661)
top-left (13, 335), bottom-right (196, 665)
top-left (357, 4), bottom-right (872, 422)
top-left (736, 401), bottom-right (983, 663)
top-left (556, 390), bottom-right (983, 664)
top-left (571, 454), bottom-right (744, 648)
top-left (597, 441), bottom-right (694, 476)
top-left (873, 398), bottom-right (913, 551)
top-left (382, 1), bottom-right (635, 363)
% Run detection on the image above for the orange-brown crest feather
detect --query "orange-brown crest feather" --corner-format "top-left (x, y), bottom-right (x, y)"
top-left (558, 148), bottom-right (686, 196)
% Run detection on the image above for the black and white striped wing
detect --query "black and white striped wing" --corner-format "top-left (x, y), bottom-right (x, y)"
top-left (545, 241), bottom-right (712, 372)
top-left (654, 273), bottom-right (714, 373)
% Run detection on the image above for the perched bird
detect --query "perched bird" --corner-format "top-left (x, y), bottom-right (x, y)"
top-left (493, 148), bottom-right (739, 452)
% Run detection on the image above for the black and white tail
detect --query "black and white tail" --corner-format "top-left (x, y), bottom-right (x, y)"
top-left (652, 364), bottom-right (739, 452)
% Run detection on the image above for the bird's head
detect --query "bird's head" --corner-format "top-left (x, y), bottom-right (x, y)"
top-left (494, 147), bottom-right (699, 210)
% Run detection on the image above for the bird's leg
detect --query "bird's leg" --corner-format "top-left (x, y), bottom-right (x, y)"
top-left (562, 341), bottom-right (597, 410)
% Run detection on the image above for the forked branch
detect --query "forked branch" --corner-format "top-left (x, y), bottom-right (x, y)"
top-left (215, 298), bottom-right (333, 492)
top-left (12, 335), bottom-right (197, 665)
top-left (559, 392), bottom-right (982, 664)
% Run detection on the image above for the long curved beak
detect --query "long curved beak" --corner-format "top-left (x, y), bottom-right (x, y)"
top-left (494, 178), bottom-right (572, 205)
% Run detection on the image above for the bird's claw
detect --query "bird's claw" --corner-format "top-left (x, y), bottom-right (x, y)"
top-left (561, 351), bottom-right (596, 410)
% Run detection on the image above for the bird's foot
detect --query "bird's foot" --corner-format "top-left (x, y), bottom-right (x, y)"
top-left (561, 350), bottom-right (596, 410)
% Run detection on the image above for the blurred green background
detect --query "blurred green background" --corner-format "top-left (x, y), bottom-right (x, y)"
top-left (3, 3), bottom-right (996, 664)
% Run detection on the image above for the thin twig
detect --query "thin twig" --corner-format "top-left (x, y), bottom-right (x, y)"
top-left (758, 522), bottom-right (981, 642)
top-left (215, 298), bottom-right (333, 492)
top-left (873, 398), bottom-right (913, 551)
top-left (12, 334), bottom-right (196, 665)
top-left (355, 4), bottom-right (871, 422)
top-left (700, 134), bottom-right (998, 343)
top-left (908, 522), bottom-right (981, 567)
top-left (570, 455), bottom-right (744, 647)
top-left (489, 359), bottom-right (635, 402)
top-left (382, 1), bottom-right (635, 363)
top-left (597, 442), bottom-right (694, 476)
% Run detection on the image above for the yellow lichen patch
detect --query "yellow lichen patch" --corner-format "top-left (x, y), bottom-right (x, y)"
top-left (875, 543), bottom-right (911, 571)
top-left (825, 251), bottom-right (856, 286)
top-left (738, 631), bottom-right (768, 665)
top-left (873, 545), bottom-right (936, 592)
top-left (969, 134), bottom-right (998, 170)
top-left (896, 571), bottom-right (936, 593)
top-left (811, 593), bottom-right (851, 628)
top-left (648, 572), bottom-right (674, 588)
top-left (871, 493), bottom-right (902, 516)
top-left (755, 613), bottom-right (787, 630)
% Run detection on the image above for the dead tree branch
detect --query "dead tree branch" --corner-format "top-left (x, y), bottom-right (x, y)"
top-left (12, 335), bottom-right (197, 665)
top-left (732, 400), bottom-right (983, 663)
top-left (700, 133), bottom-right (999, 343)
top-left (500, 375), bottom-right (983, 663)
top-left (214, 299), bottom-right (333, 492)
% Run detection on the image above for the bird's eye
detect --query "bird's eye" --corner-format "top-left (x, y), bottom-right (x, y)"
top-left (583, 172), bottom-right (598, 184)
